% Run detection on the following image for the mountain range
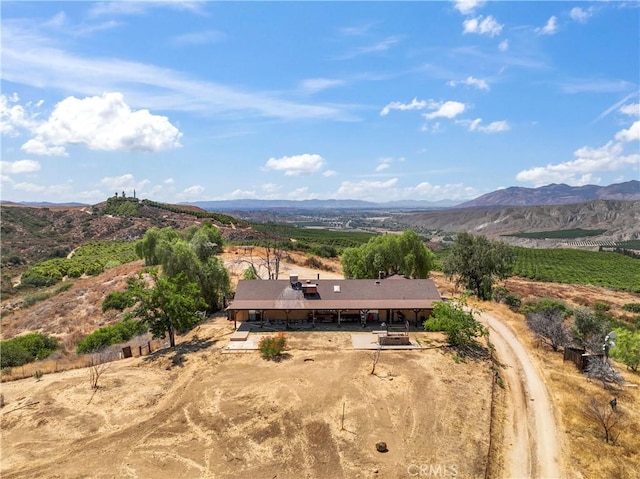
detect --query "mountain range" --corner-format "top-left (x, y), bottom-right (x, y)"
top-left (4, 180), bottom-right (638, 210)
top-left (456, 180), bottom-right (639, 208)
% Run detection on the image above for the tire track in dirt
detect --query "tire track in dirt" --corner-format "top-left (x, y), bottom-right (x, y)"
top-left (479, 311), bottom-right (562, 479)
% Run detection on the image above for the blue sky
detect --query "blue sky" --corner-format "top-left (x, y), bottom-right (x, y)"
top-left (1, 0), bottom-right (639, 204)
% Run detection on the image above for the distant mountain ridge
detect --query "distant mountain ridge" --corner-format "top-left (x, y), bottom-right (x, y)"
top-left (457, 180), bottom-right (639, 208)
top-left (184, 198), bottom-right (457, 210)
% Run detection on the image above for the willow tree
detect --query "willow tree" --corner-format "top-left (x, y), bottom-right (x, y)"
top-left (135, 224), bottom-right (230, 312)
top-left (341, 229), bottom-right (434, 279)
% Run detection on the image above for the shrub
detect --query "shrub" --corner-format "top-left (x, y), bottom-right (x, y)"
top-left (258, 333), bottom-right (287, 360)
top-left (505, 294), bottom-right (522, 311)
top-left (76, 319), bottom-right (148, 354)
top-left (424, 298), bottom-right (487, 353)
top-left (622, 303), bottom-right (640, 314)
top-left (102, 290), bottom-right (136, 312)
top-left (0, 333), bottom-right (59, 368)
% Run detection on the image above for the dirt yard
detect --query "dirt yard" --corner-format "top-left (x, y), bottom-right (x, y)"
top-left (0, 318), bottom-right (493, 479)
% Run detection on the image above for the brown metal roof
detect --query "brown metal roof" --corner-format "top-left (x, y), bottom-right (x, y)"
top-left (227, 277), bottom-right (441, 311)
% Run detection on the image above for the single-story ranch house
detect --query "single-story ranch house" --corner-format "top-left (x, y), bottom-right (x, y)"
top-left (226, 274), bottom-right (442, 328)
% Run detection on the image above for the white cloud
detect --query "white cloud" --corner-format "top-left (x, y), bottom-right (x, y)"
top-left (536, 16), bottom-right (558, 35)
top-left (448, 76), bottom-right (489, 91)
top-left (22, 92), bottom-right (182, 155)
top-left (570, 7), bottom-right (593, 23)
top-left (229, 188), bottom-right (257, 199)
top-left (0, 159), bottom-right (41, 174)
top-left (380, 97), bottom-right (427, 116)
top-left (0, 93), bottom-right (40, 135)
top-left (164, 178), bottom-right (175, 184)
top-left (264, 154), bottom-right (327, 176)
top-left (615, 121), bottom-right (640, 142)
top-left (100, 173), bottom-right (150, 191)
top-left (410, 181), bottom-right (479, 201)
top-left (13, 181), bottom-right (72, 195)
top-left (335, 178), bottom-right (398, 199)
top-left (424, 101), bottom-right (466, 120)
top-left (452, 0), bottom-right (485, 15)
top-left (177, 185), bottom-right (205, 200)
top-left (300, 78), bottom-right (345, 94)
top-left (1, 175), bottom-right (14, 185)
top-left (375, 156), bottom-right (404, 172)
top-left (261, 183), bottom-right (281, 194)
top-left (463, 16), bottom-right (503, 37)
top-left (619, 103), bottom-right (640, 117)
top-left (464, 118), bottom-right (510, 133)
top-left (288, 187), bottom-right (318, 200)
top-left (323, 170), bottom-right (338, 177)
top-left (516, 141), bottom-right (639, 186)
top-left (21, 139), bottom-right (68, 156)
top-left (498, 39), bottom-right (510, 52)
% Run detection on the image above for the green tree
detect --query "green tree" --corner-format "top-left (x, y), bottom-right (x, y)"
top-left (610, 329), bottom-right (640, 372)
top-left (130, 272), bottom-right (206, 347)
top-left (423, 297), bottom-right (487, 352)
top-left (572, 307), bottom-right (610, 353)
top-left (342, 229), bottom-right (434, 279)
top-left (135, 225), bottom-right (230, 312)
top-left (442, 232), bottom-right (514, 300)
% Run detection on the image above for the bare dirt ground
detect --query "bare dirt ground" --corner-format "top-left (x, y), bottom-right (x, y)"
top-left (2, 252), bottom-right (639, 478)
top-left (0, 317), bottom-right (493, 479)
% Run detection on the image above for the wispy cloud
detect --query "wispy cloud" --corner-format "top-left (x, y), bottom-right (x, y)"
top-left (380, 98), bottom-right (427, 116)
top-left (336, 36), bottom-right (401, 60)
top-left (300, 78), bottom-right (346, 94)
top-left (89, 1), bottom-right (205, 17)
top-left (560, 78), bottom-right (635, 94)
top-left (339, 23), bottom-right (376, 36)
top-left (536, 16), bottom-right (558, 36)
top-left (1, 23), bottom-right (355, 122)
top-left (461, 118), bottom-right (510, 133)
top-left (569, 7), bottom-right (594, 24)
top-left (171, 30), bottom-right (225, 46)
top-left (448, 76), bottom-right (489, 91)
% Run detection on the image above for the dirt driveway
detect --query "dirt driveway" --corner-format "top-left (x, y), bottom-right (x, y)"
top-left (479, 311), bottom-right (563, 478)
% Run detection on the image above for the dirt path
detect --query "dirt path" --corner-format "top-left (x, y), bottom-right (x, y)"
top-left (479, 311), bottom-right (563, 479)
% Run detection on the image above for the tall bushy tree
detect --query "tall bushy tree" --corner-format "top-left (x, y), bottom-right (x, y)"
top-left (442, 232), bottom-right (514, 300)
top-left (130, 272), bottom-right (206, 348)
top-left (135, 224), bottom-right (230, 312)
top-left (342, 229), bottom-right (434, 279)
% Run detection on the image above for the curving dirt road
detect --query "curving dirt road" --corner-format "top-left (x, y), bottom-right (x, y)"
top-left (479, 311), bottom-right (563, 479)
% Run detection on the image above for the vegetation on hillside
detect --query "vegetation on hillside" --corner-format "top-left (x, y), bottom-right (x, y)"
top-left (504, 228), bottom-right (607, 239)
top-left (250, 223), bottom-right (374, 256)
top-left (20, 241), bottom-right (138, 288)
top-left (76, 319), bottom-right (148, 354)
top-left (1, 333), bottom-right (59, 368)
